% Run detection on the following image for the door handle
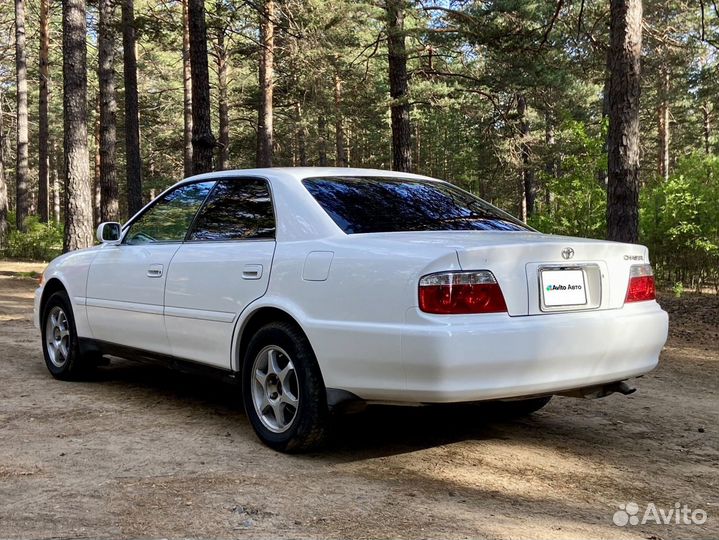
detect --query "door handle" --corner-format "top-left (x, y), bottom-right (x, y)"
top-left (242, 264), bottom-right (263, 280)
top-left (147, 264), bottom-right (163, 278)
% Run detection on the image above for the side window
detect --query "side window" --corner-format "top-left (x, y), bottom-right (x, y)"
top-left (124, 181), bottom-right (214, 245)
top-left (188, 179), bottom-right (275, 241)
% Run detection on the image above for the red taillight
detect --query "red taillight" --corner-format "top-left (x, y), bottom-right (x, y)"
top-left (419, 271), bottom-right (507, 314)
top-left (625, 264), bottom-right (656, 303)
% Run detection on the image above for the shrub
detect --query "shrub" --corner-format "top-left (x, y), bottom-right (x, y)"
top-left (3, 216), bottom-right (64, 261)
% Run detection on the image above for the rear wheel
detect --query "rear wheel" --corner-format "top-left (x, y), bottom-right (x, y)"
top-left (41, 291), bottom-right (96, 380)
top-left (242, 322), bottom-right (328, 453)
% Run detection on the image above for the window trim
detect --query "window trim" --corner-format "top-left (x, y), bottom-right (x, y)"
top-left (182, 176), bottom-right (277, 243)
top-left (120, 179), bottom-right (216, 246)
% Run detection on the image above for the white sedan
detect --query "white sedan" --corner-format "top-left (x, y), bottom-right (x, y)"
top-left (34, 168), bottom-right (668, 452)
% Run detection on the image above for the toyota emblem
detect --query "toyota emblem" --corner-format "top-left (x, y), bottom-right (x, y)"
top-left (561, 247), bottom-right (575, 260)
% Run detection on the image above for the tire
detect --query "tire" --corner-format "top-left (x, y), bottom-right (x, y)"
top-left (41, 291), bottom-right (95, 380)
top-left (241, 321), bottom-right (328, 453)
top-left (490, 396), bottom-right (553, 417)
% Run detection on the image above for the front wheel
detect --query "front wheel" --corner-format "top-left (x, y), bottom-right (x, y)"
top-left (241, 322), bottom-right (328, 453)
top-left (41, 291), bottom-right (95, 380)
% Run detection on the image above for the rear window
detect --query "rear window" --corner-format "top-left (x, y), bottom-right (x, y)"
top-left (303, 176), bottom-right (530, 234)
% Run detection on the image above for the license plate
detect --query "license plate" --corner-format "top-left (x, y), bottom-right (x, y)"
top-left (541, 269), bottom-right (587, 307)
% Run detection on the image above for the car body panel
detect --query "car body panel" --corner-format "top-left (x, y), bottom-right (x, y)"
top-left (86, 243), bottom-right (181, 355)
top-left (164, 240), bottom-right (276, 368)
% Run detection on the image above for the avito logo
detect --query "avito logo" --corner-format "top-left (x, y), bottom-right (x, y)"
top-left (546, 284), bottom-right (583, 292)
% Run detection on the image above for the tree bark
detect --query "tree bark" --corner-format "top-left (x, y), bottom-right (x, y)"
top-left (256, 0), bottom-right (274, 168)
top-left (188, 0), bottom-right (216, 174)
top-left (93, 108), bottom-right (101, 227)
top-left (657, 67), bottom-right (669, 182)
top-left (607, 0), bottom-right (642, 244)
top-left (599, 57), bottom-right (610, 186)
top-left (0, 87), bottom-right (8, 247)
top-left (318, 114), bottom-right (327, 166)
top-left (38, 0), bottom-right (50, 223)
top-left (63, 0), bottom-right (94, 251)
top-left (544, 112), bottom-right (555, 211)
top-left (386, 0), bottom-right (412, 172)
top-left (122, 0), bottom-right (143, 215)
top-left (517, 94), bottom-right (535, 220)
top-left (51, 139), bottom-right (61, 223)
top-left (334, 72), bottom-right (347, 167)
top-left (215, 10), bottom-right (230, 170)
top-left (182, 0), bottom-right (193, 177)
top-left (99, 0), bottom-right (119, 222)
top-left (295, 101), bottom-right (307, 166)
top-left (15, 0), bottom-right (30, 231)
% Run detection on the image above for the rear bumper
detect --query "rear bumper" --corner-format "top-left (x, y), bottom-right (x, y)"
top-left (399, 301), bottom-right (668, 403)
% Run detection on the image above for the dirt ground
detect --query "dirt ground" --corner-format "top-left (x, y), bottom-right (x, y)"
top-left (0, 260), bottom-right (717, 540)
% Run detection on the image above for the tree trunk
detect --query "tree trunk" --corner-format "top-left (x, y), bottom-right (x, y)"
top-left (334, 72), bottom-right (347, 167)
top-left (607, 0), bottom-right (642, 244)
top-left (256, 0), bottom-right (274, 168)
top-left (517, 94), bottom-right (535, 220)
top-left (386, 0), bottom-right (412, 172)
top-left (215, 12), bottom-right (230, 170)
top-left (702, 102), bottom-right (711, 154)
top-left (15, 0), bottom-right (30, 232)
top-left (99, 0), bottom-right (119, 222)
top-left (51, 139), bottom-right (61, 223)
top-left (544, 112), bottom-right (555, 211)
top-left (188, 0), bottom-right (216, 174)
top-left (597, 60), bottom-right (610, 187)
top-left (318, 114), bottom-right (327, 166)
top-left (295, 101), bottom-right (307, 166)
top-left (63, 0), bottom-right (94, 251)
top-left (93, 111), bottom-right (102, 227)
top-left (38, 0), bottom-right (50, 223)
top-left (0, 87), bottom-right (8, 247)
top-left (657, 67), bottom-right (669, 182)
top-left (182, 0), bottom-right (193, 177)
top-left (122, 0), bottom-right (143, 216)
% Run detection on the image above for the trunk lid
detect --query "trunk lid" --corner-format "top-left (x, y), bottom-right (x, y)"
top-left (359, 231), bottom-right (650, 316)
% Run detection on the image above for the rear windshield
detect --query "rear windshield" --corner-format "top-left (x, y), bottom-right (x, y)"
top-left (303, 176), bottom-right (530, 234)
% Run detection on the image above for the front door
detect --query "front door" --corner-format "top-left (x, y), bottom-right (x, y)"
top-left (164, 178), bottom-right (276, 368)
top-left (86, 181), bottom-right (215, 354)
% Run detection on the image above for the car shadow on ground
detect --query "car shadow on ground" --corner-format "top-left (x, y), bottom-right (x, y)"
top-left (80, 357), bottom-right (577, 460)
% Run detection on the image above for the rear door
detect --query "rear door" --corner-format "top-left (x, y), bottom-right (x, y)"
top-left (164, 178), bottom-right (276, 369)
top-left (86, 181), bottom-right (215, 354)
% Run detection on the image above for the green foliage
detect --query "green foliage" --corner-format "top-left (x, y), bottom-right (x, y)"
top-left (531, 148), bottom-right (719, 291)
top-left (640, 153), bottom-right (719, 290)
top-left (3, 215), bottom-right (64, 262)
top-left (529, 121), bottom-right (607, 239)
top-left (672, 282), bottom-right (685, 298)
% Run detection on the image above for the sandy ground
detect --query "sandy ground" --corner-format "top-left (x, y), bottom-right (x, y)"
top-left (0, 260), bottom-right (717, 540)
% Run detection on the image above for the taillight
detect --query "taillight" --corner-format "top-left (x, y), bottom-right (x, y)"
top-left (625, 264), bottom-right (656, 303)
top-left (418, 271), bottom-right (508, 314)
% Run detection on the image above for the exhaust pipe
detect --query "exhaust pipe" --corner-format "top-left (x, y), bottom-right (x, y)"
top-left (559, 380), bottom-right (636, 400)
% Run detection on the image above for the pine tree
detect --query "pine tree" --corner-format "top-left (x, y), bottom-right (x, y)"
top-left (63, 0), bottom-right (94, 251)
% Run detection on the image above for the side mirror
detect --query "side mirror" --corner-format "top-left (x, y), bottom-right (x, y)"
top-left (96, 222), bottom-right (122, 244)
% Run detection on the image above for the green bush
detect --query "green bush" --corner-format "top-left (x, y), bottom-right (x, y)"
top-left (528, 126), bottom-right (718, 291)
top-left (640, 153), bottom-right (719, 290)
top-left (3, 216), bottom-right (64, 261)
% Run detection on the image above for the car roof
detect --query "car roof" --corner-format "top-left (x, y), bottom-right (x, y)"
top-left (181, 167), bottom-right (438, 185)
